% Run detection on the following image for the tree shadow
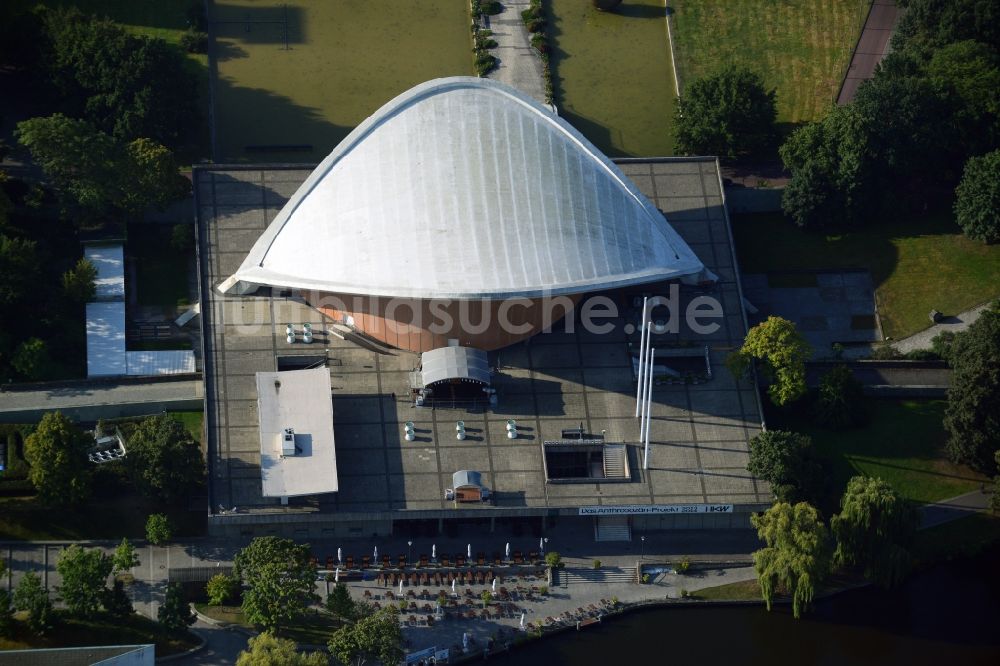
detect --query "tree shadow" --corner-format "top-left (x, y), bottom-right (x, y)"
top-left (210, 4), bottom-right (307, 47)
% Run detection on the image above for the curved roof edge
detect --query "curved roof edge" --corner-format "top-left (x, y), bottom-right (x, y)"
top-left (223, 77), bottom-right (713, 299)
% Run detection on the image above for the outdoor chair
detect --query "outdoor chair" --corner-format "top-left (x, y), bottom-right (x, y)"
top-left (382, 555), bottom-right (391, 568)
top-left (361, 556), bottom-right (370, 570)
top-left (442, 556), bottom-right (451, 567)
top-left (325, 556), bottom-right (334, 569)
top-left (346, 556), bottom-right (355, 569)
top-left (399, 554), bottom-right (406, 568)
top-left (477, 552), bottom-right (486, 566)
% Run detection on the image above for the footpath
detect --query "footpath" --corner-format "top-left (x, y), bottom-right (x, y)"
top-left (483, 0), bottom-right (547, 105)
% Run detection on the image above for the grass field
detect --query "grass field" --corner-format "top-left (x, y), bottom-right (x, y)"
top-left (767, 400), bottom-right (987, 505)
top-left (690, 578), bottom-right (762, 601)
top-left (670, 0), bottom-right (868, 125)
top-left (194, 604), bottom-right (343, 644)
top-left (548, 0), bottom-right (676, 157)
top-left (733, 212), bottom-right (1000, 340)
top-left (0, 611), bottom-right (199, 655)
top-left (914, 513), bottom-right (1000, 564)
top-left (211, 0), bottom-right (472, 162)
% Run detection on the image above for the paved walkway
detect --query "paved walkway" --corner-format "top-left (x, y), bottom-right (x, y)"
top-left (0, 378), bottom-right (203, 423)
top-left (483, 0), bottom-right (547, 105)
top-left (890, 302), bottom-right (993, 353)
top-left (919, 488), bottom-right (993, 530)
top-left (837, 0), bottom-right (900, 105)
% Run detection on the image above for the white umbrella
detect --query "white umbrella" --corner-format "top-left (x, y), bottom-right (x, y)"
top-left (399, 579), bottom-right (404, 594)
top-left (451, 579), bottom-right (456, 594)
top-left (505, 542), bottom-right (510, 560)
top-left (463, 633), bottom-right (469, 650)
top-left (432, 544), bottom-right (436, 560)
top-left (539, 537), bottom-right (544, 553)
top-left (374, 546), bottom-right (378, 561)
top-left (492, 578), bottom-right (496, 593)
top-left (467, 543), bottom-right (472, 559)
top-left (520, 613), bottom-right (525, 629)
top-left (337, 547), bottom-right (342, 564)
top-left (334, 567), bottom-right (339, 583)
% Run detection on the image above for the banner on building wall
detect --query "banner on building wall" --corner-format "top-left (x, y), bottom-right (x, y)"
top-left (578, 504), bottom-right (733, 516)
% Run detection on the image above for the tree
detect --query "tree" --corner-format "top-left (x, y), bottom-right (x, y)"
top-left (675, 65), bottom-right (777, 160)
top-left (892, 0), bottom-right (1000, 54)
top-left (943, 303), bottom-right (1000, 471)
top-left (13, 571), bottom-right (53, 634)
top-left (145, 513), bottom-right (173, 545)
top-left (237, 631), bottom-right (328, 666)
top-left (991, 450), bottom-right (1000, 515)
top-left (12, 337), bottom-right (53, 381)
top-left (832, 476), bottom-right (918, 587)
top-left (0, 588), bottom-right (10, 638)
top-left (813, 365), bottom-right (867, 430)
top-left (0, 234), bottom-right (41, 307)
top-left (747, 430), bottom-right (823, 505)
top-left (62, 258), bottom-right (97, 304)
top-left (158, 582), bottom-right (195, 632)
top-left (56, 545), bottom-right (112, 618)
top-left (112, 538), bottom-right (140, 575)
top-left (728, 316), bottom-right (811, 406)
top-left (954, 150), bottom-right (1000, 243)
top-left (480, 590), bottom-right (492, 607)
top-left (24, 411), bottom-right (92, 505)
top-left (206, 573), bottom-right (240, 606)
top-left (102, 579), bottom-right (134, 617)
top-left (751, 502), bottom-right (832, 619)
top-left (326, 583), bottom-right (355, 619)
top-left (544, 551), bottom-right (562, 567)
top-left (126, 414), bottom-right (204, 503)
top-left (120, 138), bottom-right (190, 214)
top-left (234, 537), bottom-right (317, 632)
top-left (327, 607), bottom-right (403, 666)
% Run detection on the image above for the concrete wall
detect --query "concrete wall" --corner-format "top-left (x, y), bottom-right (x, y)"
top-left (632, 512), bottom-right (755, 531)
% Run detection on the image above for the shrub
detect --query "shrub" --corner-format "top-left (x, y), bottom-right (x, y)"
top-left (206, 573), bottom-right (240, 606)
top-left (530, 32), bottom-right (548, 54)
top-left (474, 51), bottom-right (497, 77)
top-left (146, 513), bottom-right (173, 545)
top-left (544, 552), bottom-right (562, 568)
top-left (179, 27), bottom-right (208, 54)
top-left (641, 573), bottom-right (650, 583)
top-left (481, 0), bottom-right (504, 15)
top-left (675, 558), bottom-right (691, 574)
top-left (954, 149), bottom-right (1000, 243)
top-left (813, 365), bottom-right (868, 430)
top-left (476, 34), bottom-right (498, 49)
top-left (538, 585), bottom-right (548, 595)
top-left (525, 17), bottom-right (546, 33)
top-left (593, 559), bottom-right (601, 569)
top-left (870, 345), bottom-right (904, 360)
top-left (931, 331), bottom-right (957, 363)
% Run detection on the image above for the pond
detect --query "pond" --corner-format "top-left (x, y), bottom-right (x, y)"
top-left (548, 0), bottom-right (676, 157)
top-left (495, 546), bottom-right (1000, 665)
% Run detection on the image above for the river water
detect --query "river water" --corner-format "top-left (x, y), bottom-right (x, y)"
top-left (492, 546), bottom-right (1000, 666)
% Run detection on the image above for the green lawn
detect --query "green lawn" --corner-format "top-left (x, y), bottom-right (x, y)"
top-left (768, 400), bottom-right (988, 505)
top-left (0, 611), bottom-right (199, 655)
top-left (670, 0), bottom-right (868, 125)
top-left (733, 212), bottom-right (1000, 340)
top-left (913, 513), bottom-right (1000, 564)
top-left (690, 578), bottom-right (762, 601)
top-left (211, 0), bottom-right (472, 162)
top-left (549, 0), bottom-right (677, 157)
top-left (172, 410), bottom-right (205, 442)
top-left (194, 604), bottom-right (343, 644)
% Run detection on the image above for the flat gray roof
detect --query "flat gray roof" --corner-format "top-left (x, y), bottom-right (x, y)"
top-left (196, 159), bottom-right (771, 520)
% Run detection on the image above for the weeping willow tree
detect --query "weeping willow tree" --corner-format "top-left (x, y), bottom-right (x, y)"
top-left (751, 502), bottom-right (832, 619)
top-left (832, 476), bottom-right (918, 587)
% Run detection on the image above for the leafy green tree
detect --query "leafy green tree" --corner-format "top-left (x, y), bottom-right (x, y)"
top-left (12, 337), bottom-right (53, 381)
top-left (158, 582), bottom-right (195, 632)
top-left (237, 631), bottom-right (328, 666)
top-left (62, 257), bottom-right (97, 304)
top-left (813, 365), bottom-right (867, 430)
top-left (728, 316), bottom-right (811, 406)
top-left (943, 303), bottom-right (1000, 471)
top-left (327, 607), bottom-right (403, 666)
top-left (145, 513), bottom-right (173, 545)
top-left (954, 150), bottom-right (1000, 243)
top-left (102, 579), bottom-right (134, 617)
top-left (15, 114), bottom-right (119, 214)
top-left (747, 430), bottom-right (822, 504)
top-left (126, 414), bottom-right (204, 503)
top-left (544, 551), bottom-right (562, 567)
top-left (206, 573), bottom-right (240, 606)
top-left (56, 545), bottom-right (112, 618)
top-left (751, 502), bottom-right (832, 619)
top-left (13, 571), bottom-right (53, 633)
top-left (0, 234), bottom-right (41, 306)
top-left (24, 411), bottom-right (92, 505)
top-left (675, 65), bottom-right (777, 160)
top-left (326, 583), bottom-right (355, 620)
top-left (234, 537), bottom-right (317, 632)
top-left (480, 589), bottom-right (492, 607)
top-left (892, 0), bottom-right (1000, 53)
top-left (0, 588), bottom-right (11, 638)
top-left (924, 40), bottom-right (1000, 155)
top-left (832, 476), bottom-right (918, 587)
top-left (120, 138), bottom-right (190, 214)
top-left (112, 538), bottom-right (140, 575)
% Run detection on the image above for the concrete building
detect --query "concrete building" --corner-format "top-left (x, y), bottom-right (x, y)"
top-left (195, 78), bottom-right (770, 542)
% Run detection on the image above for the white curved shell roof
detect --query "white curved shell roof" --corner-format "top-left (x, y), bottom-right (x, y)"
top-left (227, 77), bottom-right (709, 300)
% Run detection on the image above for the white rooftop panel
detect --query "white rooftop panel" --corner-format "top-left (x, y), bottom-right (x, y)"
top-left (227, 77), bottom-right (712, 300)
top-left (256, 368), bottom-right (339, 498)
top-left (86, 301), bottom-right (127, 377)
top-left (126, 350), bottom-right (196, 376)
top-left (85, 244), bottom-right (125, 300)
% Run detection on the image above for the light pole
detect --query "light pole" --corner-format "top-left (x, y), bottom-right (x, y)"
top-left (407, 540), bottom-right (412, 566)
top-left (640, 535), bottom-right (645, 560)
top-left (543, 537), bottom-right (548, 556)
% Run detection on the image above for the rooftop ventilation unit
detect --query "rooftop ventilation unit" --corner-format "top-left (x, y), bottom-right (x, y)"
top-left (280, 428), bottom-right (296, 457)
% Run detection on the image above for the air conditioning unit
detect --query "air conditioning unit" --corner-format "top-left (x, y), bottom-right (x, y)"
top-left (280, 428), bottom-right (296, 456)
